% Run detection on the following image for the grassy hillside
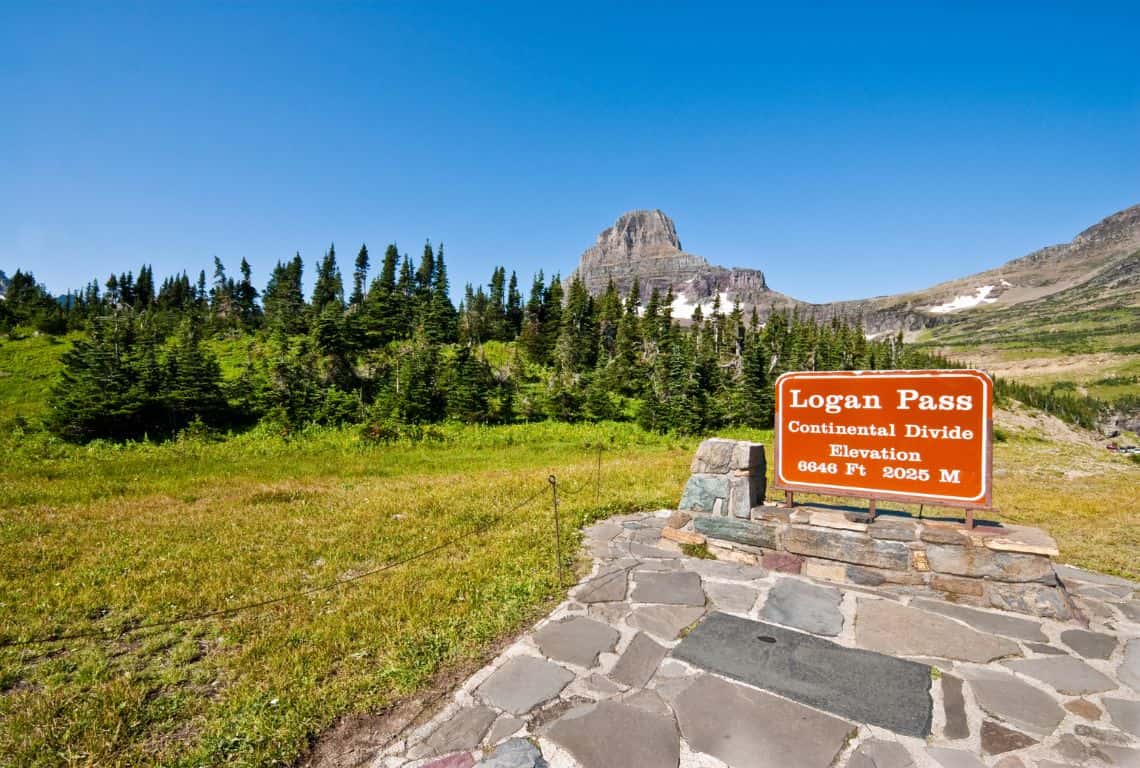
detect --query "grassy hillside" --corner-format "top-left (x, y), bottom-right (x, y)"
top-left (911, 250), bottom-right (1140, 402)
top-left (0, 332), bottom-right (75, 423)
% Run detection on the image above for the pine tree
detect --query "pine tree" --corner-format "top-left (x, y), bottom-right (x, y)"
top-left (135, 265), bottom-right (155, 308)
top-left (350, 243), bottom-right (369, 306)
top-left (263, 255), bottom-right (307, 334)
top-left (312, 244), bottom-right (344, 316)
top-left (447, 346), bottom-right (494, 423)
top-left (506, 270), bottom-right (523, 336)
top-left (424, 243), bottom-right (458, 344)
top-left (520, 271), bottom-right (546, 362)
top-left (236, 258), bottom-right (261, 329)
top-left (415, 241), bottom-right (435, 307)
top-left (163, 318), bottom-right (228, 432)
top-left (362, 243), bottom-right (401, 347)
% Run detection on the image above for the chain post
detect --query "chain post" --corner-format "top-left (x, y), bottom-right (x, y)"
top-left (548, 475), bottom-right (564, 588)
top-left (595, 445), bottom-right (602, 506)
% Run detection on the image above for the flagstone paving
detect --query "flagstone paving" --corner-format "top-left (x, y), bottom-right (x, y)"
top-left (371, 511), bottom-right (1140, 768)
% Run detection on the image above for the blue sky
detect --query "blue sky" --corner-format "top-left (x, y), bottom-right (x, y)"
top-left (2, 2), bottom-right (1137, 303)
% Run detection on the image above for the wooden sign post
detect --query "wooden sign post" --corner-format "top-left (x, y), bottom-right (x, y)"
top-left (773, 370), bottom-right (993, 526)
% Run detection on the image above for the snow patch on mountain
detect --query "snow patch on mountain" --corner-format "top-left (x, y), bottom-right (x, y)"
top-left (927, 285), bottom-right (999, 314)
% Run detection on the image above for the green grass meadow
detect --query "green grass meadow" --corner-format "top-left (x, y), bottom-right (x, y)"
top-left (0, 423), bottom-right (696, 767)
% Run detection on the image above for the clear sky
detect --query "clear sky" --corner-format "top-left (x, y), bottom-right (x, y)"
top-left (2, 2), bottom-right (1137, 303)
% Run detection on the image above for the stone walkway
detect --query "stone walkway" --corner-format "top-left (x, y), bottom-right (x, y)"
top-left (372, 511), bottom-right (1140, 768)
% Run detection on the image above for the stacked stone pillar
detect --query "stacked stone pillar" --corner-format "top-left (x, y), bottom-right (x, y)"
top-left (678, 438), bottom-right (766, 519)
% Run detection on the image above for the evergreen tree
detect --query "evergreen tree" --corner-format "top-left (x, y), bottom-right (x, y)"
top-left (135, 265), bottom-right (155, 308)
top-left (163, 318), bottom-right (228, 431)
top-left (506, 270), bottom-right (523, 336)
top-left (350, 243), bottom-right (369, 306)
top-left (263, 254), bottom-right (307, 334)
top-left (520, 271), bottom-right (546, 362)
top-left (312, 244), bottom-right (344, 316)
top-left (415, 241), bottom-right (436, 307)
top-left (362, 243), bottom-right (402, 346)
top-left (395, 330), bottom-right (444, 423)
top-left (236, 258), bottom-right (261, 329)
top-left (424, 243), bottom-right (458, 343)
top-left (446, 346), bottom-right (494, 423)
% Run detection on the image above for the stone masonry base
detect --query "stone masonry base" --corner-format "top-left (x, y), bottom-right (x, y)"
top-left (675, 438), bottom-right (1074, 621)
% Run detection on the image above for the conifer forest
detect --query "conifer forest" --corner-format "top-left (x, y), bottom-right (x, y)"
top-left (3, 242), bottom-right (982, 442)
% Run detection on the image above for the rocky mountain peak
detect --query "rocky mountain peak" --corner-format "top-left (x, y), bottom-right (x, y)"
top-left (594, 209), bottom-right (684, 257)
top-left (573, 210), bottom-right (787, 318)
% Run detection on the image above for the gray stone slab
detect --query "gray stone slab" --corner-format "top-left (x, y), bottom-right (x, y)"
top-left (683, 557), bottom-right (766, 580)
top-left (483, 716), bottom-right (525, 747)
top-left (679, 475), bottom-right (729, 513)
top-left (869, 518), bottom-right (918, 541)
top-left (927, 747), bottom-right (987, 768)
top-left (575, 567), bottom-right (628, 604)
top-left (546, 700), bottom-right (679, 768)
top-left (964, 668), bottom-right (1064, 736)
top-left (584, 522), bottom-right (623, 543)
top-left (704, 581), bottom-right (759, 614)
top-left (422, 754), bottom-right (475, 768)
top-left (630, 570), bottom-right (705, 606)
top-left (1003, 657), bottom-right (1117, 695)
top-left (619, 688), bottom-right (672, 718)
top-left (1056, 564), bottom-right (1136, 589)
top-left (629, 542), bottom-right (678, 559)
top-left (673, 673), bottom-right (856, 768)
top-left (476, 656), bottom-right (574, 715)
top-left (1106, 697), bottom-right (1140, 737)
top-left (673, 611), bottom-right (932, 737)
top-left (691, 438), bottom-right (737, 474)
top-left (942, 674), bottom-right (969, 740)
top-left (426, 706), bottom-right (498, 754)
top-left (848, 739), bottom-right (915, 768)
top-left (1121, 638), bottom-right (1140, 693)
top-left (980, 719), bottom-right (1037, 755)
top-left (1120, 600), bottom-right (1140, 623)
top-left (533, 617), bottom-right (619, 669)
top-left (855, 599), bottom-right (1021, 663)
top-left (1061, 628), bottom-right (1117, 660)
top-left (760, 578), bottom-right (844, 636)
top-left (1098, 745), bottom-right (1140, 767)
top-left (474, 737), bottom-right (545, 768)
top-left (986, 582), bottom-right (1072, 620)
top-left (910, 598), bottom-right (1047, 642)
top-left (609, 632), bottom-right (667, 689)
top-left (693, 515), bottom-right (780, 549)
top-left (1026, 642), bottom-right (1067, 655)
top-left (782, 525), bottom-right (910, 570)
top-left (628, 604), bottom-right (705, 641)
top-left (926, 545), bottom-right (1053, 582)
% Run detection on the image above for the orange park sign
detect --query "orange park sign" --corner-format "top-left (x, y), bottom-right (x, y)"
top-left (774, 370), bottom-right (993, 509)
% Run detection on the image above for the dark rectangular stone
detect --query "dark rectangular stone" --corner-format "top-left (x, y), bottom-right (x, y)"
top-left (693, 516), bottom-right (780, 550)
top-left (673, 612), bottom-right (932, 737)
top-left (782, 525), bottom-right (910, 570)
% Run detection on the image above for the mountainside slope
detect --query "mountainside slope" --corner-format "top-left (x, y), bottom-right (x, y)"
top-left (571, 205), bottom-right (1140, 340)
top-left (815, 203), bottom-right (1140, 334)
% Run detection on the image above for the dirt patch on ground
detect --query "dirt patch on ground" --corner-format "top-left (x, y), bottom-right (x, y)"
top-left (295, 613), bottom-right (549, 768)
top-left (965, 352), bottom-right (1124, 382)
top-left (297, 700), bottom-right (433, 768)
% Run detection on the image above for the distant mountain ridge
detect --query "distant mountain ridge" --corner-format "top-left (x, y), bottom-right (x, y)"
top-left (571, 205), bottom-right (1140, 336)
